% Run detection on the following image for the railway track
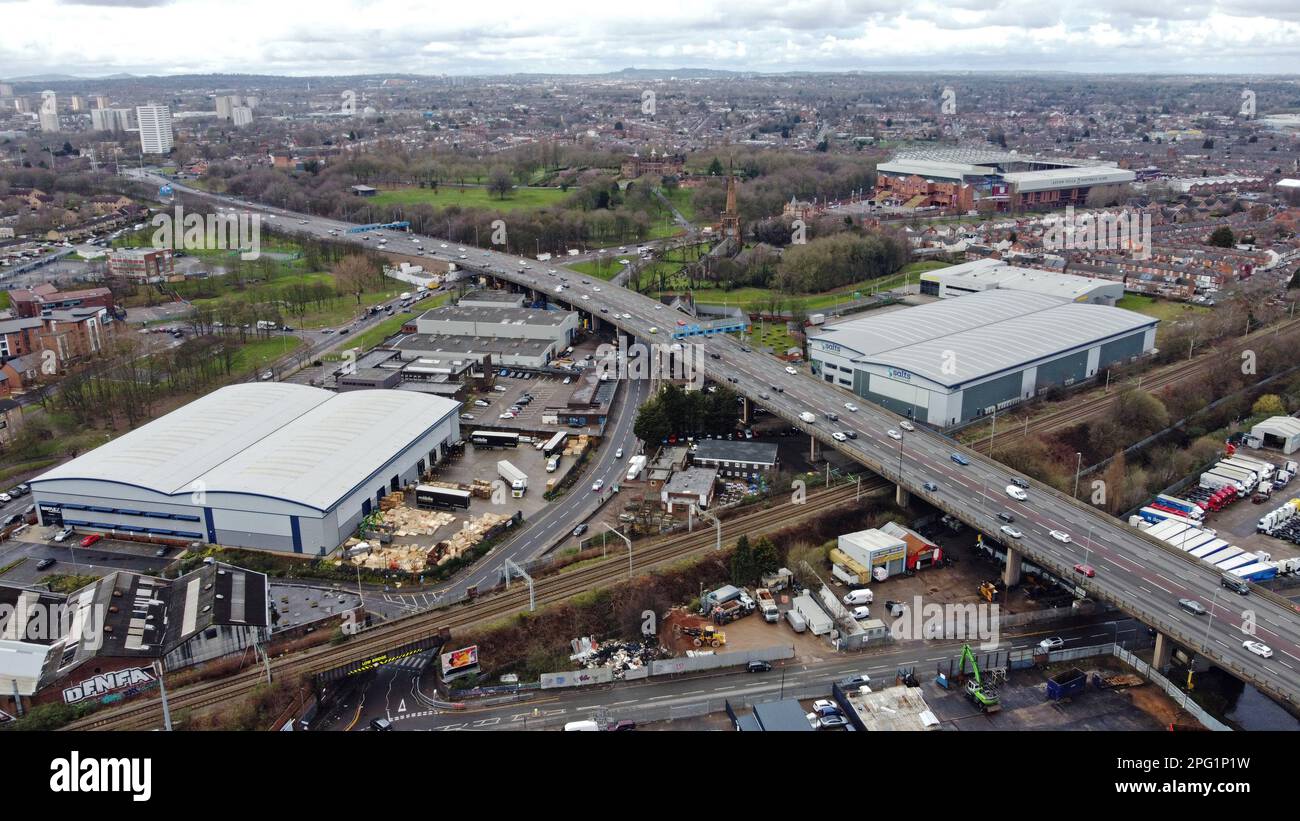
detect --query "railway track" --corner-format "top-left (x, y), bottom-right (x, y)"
top-left (969, 317), bottom-right (1300, 448)
top-left (65, 482), bottom-right (875, 730)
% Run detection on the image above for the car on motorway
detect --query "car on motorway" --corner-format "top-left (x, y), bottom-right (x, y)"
top-left (1244, 640), bottom-right (1274, 658)
top-left (1000, 525), bottom-right (1023, 539)
top-left (1005, 485), bottom-right (1028, 501)
top-left (950, 453), bottom-right (970, 466)
top-left (1049, 530), bottom-right (1072, 543)
top-left (746, 660), bottom-right (772, 673)
top-left (923, 482), bottom-right (938, 492)
top-left (784, 366), bottom-right (798, 375)
top-left (1073, 563), bottom-right (1096, 578)
top-left (80, 534), bottom-right (102, 547)
top-left (832, 432), bottom-right (847, 442)
top-left (36, 558), bottom-right (56, 571)
top-left (899, 420), bottom-right (915, 432)
top-left (887, 429), bottom-right (902, 440)
top-left (1039, 636), bottom-right (1064, 652)
top-left (591, 479), bottom-right (605, 492)
top-left (572, 524), bottom-right (588, 537)
top-left (1178, 598), bottom-right (1208, 616)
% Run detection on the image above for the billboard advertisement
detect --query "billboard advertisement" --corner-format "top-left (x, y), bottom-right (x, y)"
top-left (440, 645), bottom-right (481, 682)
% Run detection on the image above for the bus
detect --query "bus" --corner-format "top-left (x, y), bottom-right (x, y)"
top-left (415, 485), bottom-right (471, 510)
top-left (542, 431), bottom-right (568, 458)
top-left (470, 430), bottom-right (519, 449)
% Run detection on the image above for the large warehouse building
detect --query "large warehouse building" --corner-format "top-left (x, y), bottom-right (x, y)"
top-left (31, 383), bottom-right (461, 554)
top-left (918, 258), bottom-right (1124, 305)
top-left (808, 290), bottom-right (1157, 427)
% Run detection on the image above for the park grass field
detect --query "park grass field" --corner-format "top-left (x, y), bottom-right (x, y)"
top-left (367, 185), bottom-right (571, 212)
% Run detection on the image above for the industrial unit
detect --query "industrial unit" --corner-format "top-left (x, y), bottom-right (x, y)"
top-left (808, 290), bottom-right (1157, 427)
top-left (918, 258), bottom-right (1124, 305)
top-left (31, 383), bottom-right (461, 554)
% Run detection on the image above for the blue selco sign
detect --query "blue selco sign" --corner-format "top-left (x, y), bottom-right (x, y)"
top-left (888, 368), bottom-right (913, 380)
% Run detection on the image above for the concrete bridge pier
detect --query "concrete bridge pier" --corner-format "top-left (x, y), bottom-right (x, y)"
top-left (1153, 632), bottom-right (1174, 672)
top-left (894, 483), bottom-right (910, 507)
top-left (1002, 547), bottom-right (1022, 587)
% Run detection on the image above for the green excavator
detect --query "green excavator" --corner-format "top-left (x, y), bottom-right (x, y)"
top-left (943, 643), bottom-right (1001, 713)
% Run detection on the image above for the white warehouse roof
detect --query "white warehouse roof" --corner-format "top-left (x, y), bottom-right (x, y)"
top-left (811, 290), bottom-right (1155, 388)
top-left (34, 383), bottom-right (460, 512)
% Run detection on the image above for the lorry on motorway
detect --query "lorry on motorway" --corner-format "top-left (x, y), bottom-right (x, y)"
top-left (625, 454), bottom-right (647, 481)
top-left (497, 460), bottom-right (527, 496)
top-left (1046, 668), bottom-right (1088, 701)
top-left (755, 588), bottom-right (780, 623)
top-left (799, 411), bottom-right (816, 424)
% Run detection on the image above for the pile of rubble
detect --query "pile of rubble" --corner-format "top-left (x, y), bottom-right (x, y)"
top-left (431, 511), bottom-right (513, 566)
top-left (573, 638), bottom-right (673, 679)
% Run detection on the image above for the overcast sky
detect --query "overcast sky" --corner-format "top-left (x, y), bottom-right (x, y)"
top-left (1, 0), bottom-right (1299, 78)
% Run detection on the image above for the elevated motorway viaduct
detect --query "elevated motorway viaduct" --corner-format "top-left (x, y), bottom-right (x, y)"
top-left (137, 170), bottom-right (1300, 708)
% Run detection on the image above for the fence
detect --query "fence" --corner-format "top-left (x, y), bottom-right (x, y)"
top-left (1113, 645), bottom-right (1231, 731)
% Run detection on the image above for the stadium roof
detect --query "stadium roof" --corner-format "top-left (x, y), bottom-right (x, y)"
top-left (810, 290), bottom-right (1155, 388)
top-left (33, 384), bottom-right (460, 512)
